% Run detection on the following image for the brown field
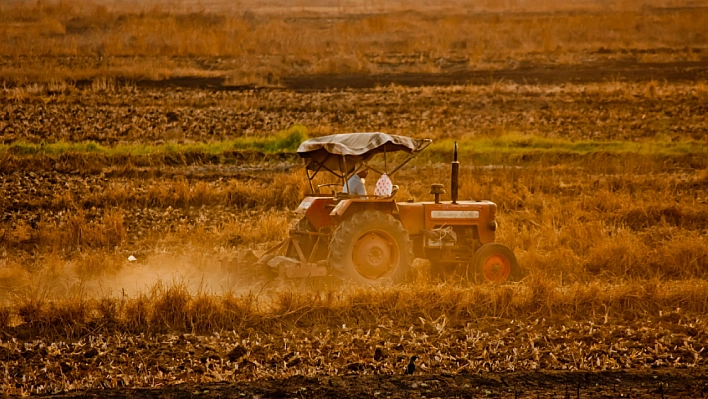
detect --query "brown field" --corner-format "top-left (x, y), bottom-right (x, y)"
top-left (2, 0), bottom-right (708, 86)
top-left (1, 0), bottom-right (708, 397)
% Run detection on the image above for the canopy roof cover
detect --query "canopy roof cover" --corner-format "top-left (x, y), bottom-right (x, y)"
top-left (297, 133), bottom-right (429, 175)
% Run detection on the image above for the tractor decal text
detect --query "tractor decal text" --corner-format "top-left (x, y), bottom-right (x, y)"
top-left (430, 210), bottom-right (479, 219)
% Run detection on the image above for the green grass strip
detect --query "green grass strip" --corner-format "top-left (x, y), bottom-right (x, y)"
top-left (0, 125), bottom-right (310, 157)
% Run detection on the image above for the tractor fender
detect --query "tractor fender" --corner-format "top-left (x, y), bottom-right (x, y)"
top-left (330, 199), bottom-right (399, 221)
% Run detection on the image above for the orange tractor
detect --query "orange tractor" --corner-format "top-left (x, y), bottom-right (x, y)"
top-left (233, 132), bottom-right (521, 285)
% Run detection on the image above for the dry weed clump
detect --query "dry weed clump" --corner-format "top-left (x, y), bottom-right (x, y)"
top-left (43, 299), bottom-right (90, 337)
top-left (188, 293), bottom-right (227, 333)
top-left (151, 282), bottom-right (191, 331)
top-left (45, 209), bottom-right (127, 250)
top-left (223, 174), bottom-right (305, 210)
top-left (123, 293), bottom-right (151, 333)
top-left (16, 297), bottom-right (44, 326)
top-left (96, 296), bottom-right (120, 324)
top-left (146, 178), bottom-right (215, 208)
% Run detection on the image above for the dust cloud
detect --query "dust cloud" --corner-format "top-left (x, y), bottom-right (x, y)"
top-left (85, 254), bottom-right (243, 298)
top-left (0, 252), bottom-right (264, 304)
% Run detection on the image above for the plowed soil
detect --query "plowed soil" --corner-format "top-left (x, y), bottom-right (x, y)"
top-left (30, 368), bottom-right (708, 399)
top-left (91, 59), bottom-right (708, 90)
top-left (3, 60), bottom-right (707, 145)
top-left (281, 60), bottom-right (708, 90)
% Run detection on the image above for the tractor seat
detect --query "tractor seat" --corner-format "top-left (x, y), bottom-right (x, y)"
top-left (375, 185), bottom-right (399, 199)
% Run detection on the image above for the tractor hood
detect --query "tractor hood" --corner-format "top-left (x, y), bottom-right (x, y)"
top-left (297, 132), bottom-right (430, 174)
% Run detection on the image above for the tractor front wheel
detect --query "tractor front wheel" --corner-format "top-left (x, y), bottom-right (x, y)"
top-left (329, 210), bottom-right (413, 286)
top-left (470, 243), bottom-right (521, 284)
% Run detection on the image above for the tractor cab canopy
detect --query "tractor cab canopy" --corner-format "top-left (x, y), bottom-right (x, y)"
top-left (297, 132), bottom-right (431, 195)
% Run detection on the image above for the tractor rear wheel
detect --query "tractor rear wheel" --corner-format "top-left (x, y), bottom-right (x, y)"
top-left (329, 210), bottom-right (413, 286)
top-left (470, 243), bottom-right (521, 284)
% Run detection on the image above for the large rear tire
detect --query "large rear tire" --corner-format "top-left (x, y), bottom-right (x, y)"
top-left (470, 243), bottom-right (521, 284)
top-left (329, 210), bottom-right (413, 286)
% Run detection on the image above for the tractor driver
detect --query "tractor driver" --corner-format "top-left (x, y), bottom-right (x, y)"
top-left (343, 167), bottom-right (368, 196)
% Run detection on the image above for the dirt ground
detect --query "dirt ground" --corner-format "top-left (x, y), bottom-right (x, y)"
top-left (4, 59), bottom-right (707, 146)
top-left (2, 57), bottom-right (708, 397)
top-left (32, 367), bottom-right (708, 398)
top-left (282, 59), bottom-right (708, 90)
top-left (73, 59), bottom-right (708, 90)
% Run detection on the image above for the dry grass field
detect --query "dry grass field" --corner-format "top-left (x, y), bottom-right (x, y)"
top-left (1, 0), bottom-right (708, 397)
top-left (1, 0), bottom-right (708, 85)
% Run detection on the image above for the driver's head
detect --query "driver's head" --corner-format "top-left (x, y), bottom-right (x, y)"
top-left (357, 168), bottom-right (369, 178)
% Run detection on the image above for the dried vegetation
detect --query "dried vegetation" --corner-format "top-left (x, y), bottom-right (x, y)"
top-left (4, 280), bottom-right (708, 395)
top-left (0, 0), bottom-right (706, 85)
top-left (0, 80), bottom-right (707, 393)
top-left (1, 0), bottom-right (708, 396)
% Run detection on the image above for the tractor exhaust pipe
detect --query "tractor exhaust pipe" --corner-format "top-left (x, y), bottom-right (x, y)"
top-left (451, 142), bottom-right (459, 204)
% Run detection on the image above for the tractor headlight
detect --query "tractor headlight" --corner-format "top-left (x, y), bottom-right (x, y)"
top-left (488, 220), bottom-right (497, 231)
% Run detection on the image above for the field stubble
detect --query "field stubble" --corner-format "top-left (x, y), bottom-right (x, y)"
top-left (1, 73), bottom-right (708, 396)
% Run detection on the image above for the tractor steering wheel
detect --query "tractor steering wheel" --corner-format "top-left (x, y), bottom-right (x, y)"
top-left (317, 183), bottom-right (343, 195)
top-left (376, 185), bottom-right (399, 199)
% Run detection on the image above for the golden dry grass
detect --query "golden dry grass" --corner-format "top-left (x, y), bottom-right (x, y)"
top-left (0, 0), bottom-right (706, 84)
top-left (4, 277), bottom-right (708, 338)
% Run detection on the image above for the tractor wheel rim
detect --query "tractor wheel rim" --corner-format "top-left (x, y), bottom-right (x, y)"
top-left (482, 254), bottom-right (511, 284)
top-left (352, 231), bottom-right (399, 280)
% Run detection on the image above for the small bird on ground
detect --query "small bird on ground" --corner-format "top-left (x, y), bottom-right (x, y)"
top-left (405, 355), bottom-right (419, 375)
